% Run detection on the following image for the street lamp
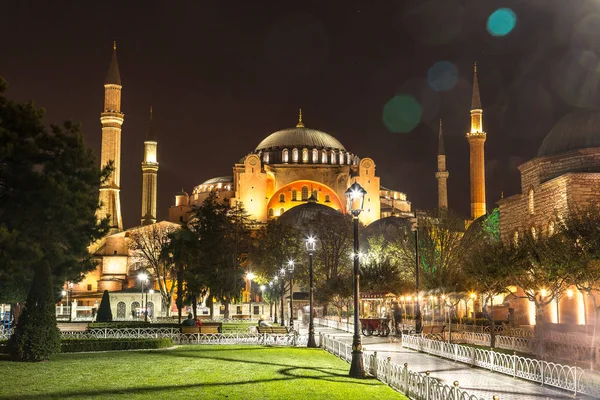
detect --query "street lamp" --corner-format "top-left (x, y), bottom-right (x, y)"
top-left (68, 282), bottom-right (74, 322)
top-left (287, 259), bottom-right (295, 328)
top-left (306, 236), bottom-right (318, 348)
top-left (272, 277), bottom-right (279, 324)
top-left (345, 181), bottom-right (366, 378)
top-left (138, 272), bottom-right (149, 322)
top-left (148, 289), bottom-right (154, 319)
top-left (410, 217), bottom-right (422, 333)
top-left (247, 271), bottom-right (256, 317)
top-left (279, 268), bottom-right (286, 326)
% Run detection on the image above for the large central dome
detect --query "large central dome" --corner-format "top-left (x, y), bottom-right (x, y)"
top-left (538, 109), bottom-right (600, 157)
top-left (255, 126), bottom-right (346, 152)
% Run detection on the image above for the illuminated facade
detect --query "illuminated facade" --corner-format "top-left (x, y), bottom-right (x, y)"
top-left (498, 109), bottom-right (600, 326)
top-left (435, 119), bottom-right (449, 209)
top-left (170, 110), bottom-right (411, 225)
top-left (141, 107), bottom-right (158, 226)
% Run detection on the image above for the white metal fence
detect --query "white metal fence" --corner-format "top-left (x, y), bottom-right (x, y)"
top-left (402, 334), bottom-right (600, 397)
top-left (321, 334), bottom-right (484, 400)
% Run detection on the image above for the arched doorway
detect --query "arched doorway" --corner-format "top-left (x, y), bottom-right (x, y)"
top-left (117, 301), bottom-right (126, 319)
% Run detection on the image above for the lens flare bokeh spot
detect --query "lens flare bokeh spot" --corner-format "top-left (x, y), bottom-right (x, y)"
top-left (382, 95), bottom-right (422, 133)
top-left (487, 8), bottom-right (517, 37)
top-left (427, 61), bottom-right (458, 91)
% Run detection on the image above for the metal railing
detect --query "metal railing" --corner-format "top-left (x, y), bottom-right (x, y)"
top-left (402, 334), bottom-right (600, 397)
top-left (314, 317), bottom-right (354, 333)
top-left (321, 334), bottom-right (484, 400)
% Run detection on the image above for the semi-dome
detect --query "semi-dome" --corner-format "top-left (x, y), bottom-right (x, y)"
top-left (538, 109), bottom-right (600, 157)
top-left (278, 202), bottom-right (342, 229)
top-left (255, 126), bottom-right (346, 152)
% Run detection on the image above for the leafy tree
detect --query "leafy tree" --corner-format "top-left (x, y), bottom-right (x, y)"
top-left (8, 263), bottom-right (61, 361)
top-left (129, 222), bottom-right (180, 317)
top-left (360, 233), bottom-right (410, 294)
top-left (0, 78), bottom-right (110, 318)
top-left (96, 290), bottom-right (113, 322)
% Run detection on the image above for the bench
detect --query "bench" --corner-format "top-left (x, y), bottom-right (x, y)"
top-left (232, 315), bottom-right (252, 320)
top-left (256, 325), bottom-right (294, 344)
top-left (181, 325), bottom-right (220, 334)
top-left (421, 325), bottom-right (446, 340)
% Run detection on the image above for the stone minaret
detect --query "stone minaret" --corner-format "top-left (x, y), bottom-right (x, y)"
top-left (435, 119), bottom-right (449, 209)
top-left (97, 41), bottom-right (124, 232)
top-left (466, 62), bottom-right (486, 220)
top-left (141, 107), bottom-right (158, 226)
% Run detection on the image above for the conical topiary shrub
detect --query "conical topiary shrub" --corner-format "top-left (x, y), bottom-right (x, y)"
top-left (96, 290), bottom-right (113, 322)
top-left (8, 262), bottom-right (61, 361)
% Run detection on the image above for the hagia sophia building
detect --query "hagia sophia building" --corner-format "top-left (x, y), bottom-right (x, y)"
top-left (62, 43), bottom-right (599, 328)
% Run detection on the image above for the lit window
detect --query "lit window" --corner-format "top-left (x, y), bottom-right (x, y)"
top-left (301, 186), bottom-right (309, 201)
top-left (331, 151), bottom-right (336, 164)
top-left (280, 208), bottom-right (285, 215)
top-left (321, 150), bottom-right (327, 163)
top-left (325, 195), bottom-right (330, 203)
top-left (283, 149), bottom-right (289, 163)
top-left (302, 148), bottom-right (309, 163)
top-left (263, 152), bottom-right (269, 163)
top-left (347, 153), bottom-right (352, 164)
top-left (292, 148), bottom-right (299, 163)
top-left (279, 194), bottom-right (285, 202)
top-left (339, 152), bottom-right (344, 164)
top-left (548, 221), bottom-right (555, 236)
top-left (292, 190), bottom-right (297, 201)
top-left (312, 190), bottom-right (318, 201)
top-left (528, 189), bottom-right (534, 215)
top-left (531, 226), bottom-right (537, 239)
top-left (268, 208), bottom-right (274, 217)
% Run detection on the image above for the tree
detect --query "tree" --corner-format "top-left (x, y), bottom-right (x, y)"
top-left (129, 222), bottom-right (180, 317)
top-left (463, 211), bottom-right (514, 347)
top-left (8, 263), bottom-right (61, 361)
top-left (96, 290), bottom-right (113, 322)
top-left (360, 233), bottom-right (410, 294)
top-left (0, 78), bottom-right (110, 320)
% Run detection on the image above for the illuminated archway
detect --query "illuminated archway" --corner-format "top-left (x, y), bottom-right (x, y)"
top-left (267, 180), bottom-right (345, 218)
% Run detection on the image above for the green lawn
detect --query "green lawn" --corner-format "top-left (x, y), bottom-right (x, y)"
top-left (0, 345), bottom-right (407, 400)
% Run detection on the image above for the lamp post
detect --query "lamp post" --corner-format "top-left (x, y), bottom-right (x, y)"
top-left (306, 236), bottom-right (318, 348)
top-left (345, 181), bottom-right (366, 378)
top-left (68, 282), bottom-right (73, 322)
top-left (138, 272), bottom-right (149, 321)
top-left (287, 259), bottom-right (295, 328)
top-left (272, 277), bottom-right (279, 324)
top-left (247, 271), bottom-right (256, 317)
top-left (279, 268), bottom-right (286, 326)
top-left (61, 290), bottom-right (67, 320)
top-left (410, 217), bottom-right (422, 333)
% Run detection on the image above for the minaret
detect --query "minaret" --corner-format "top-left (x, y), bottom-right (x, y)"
top-left (466, 62), bottom-right (486, 220)
top-left (141, 107), bottom-right (158, 226)
top-left (435, 119), bottom-right (449, 209)
top-left (97, 41), bottom-right (124, 232)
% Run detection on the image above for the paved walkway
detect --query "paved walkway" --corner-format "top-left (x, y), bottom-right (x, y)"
top-left (301, 324), bottom-right (594, 400)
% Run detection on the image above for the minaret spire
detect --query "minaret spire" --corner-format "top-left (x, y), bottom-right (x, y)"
top-left (296, 108), bottom-right (305, 128)
top-left (141, 107), bottom-right (159, 226)
top-left (467, 62), bottom-right (487, 219)
top-left (435, 118), bottom-right (449, 209)
top-left (97, 42), bottom-right (124, 232)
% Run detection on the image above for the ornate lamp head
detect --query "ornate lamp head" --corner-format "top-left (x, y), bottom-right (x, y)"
top-left (345, 181), bottom-right (367, 217)
top-left (306, 236), bottom-right (317, 253)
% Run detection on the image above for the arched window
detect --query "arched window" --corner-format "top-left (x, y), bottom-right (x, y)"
top-left (131, 301), bottom-right (140, 318)
top-left (325, 195), bottom-right (331, 203)
top-left (147, 302), bottom-right (154, 317)
top-left (292, 190), bottom-right (297, 201)
top-left (531, 226), bottom-right (537, 240)
top-left (268, 208), bottom-right (274, 217)
top-left (282, 149), bottom-right (289, 163)
top-left (279, 193), bottom-right (285, 202)
top-left (302, 148), bottom-right (309, 163)
top-left (292, 148), bottom-right (299, 163)
top-left (330, 151), bottom-right (336, 164)
top-left (340, 152), bottom-right (345, 164)
top-left (513, 231), bottom-right (519, 246)
top-left (528, 189), bottom-right (534, 215)
top-left (280, 208), bottom-right (285, 216)
top-left (301, 186), bottom-right (309, 201)
top-left (263, 152), bottom-right (269, 163)
top-left (321, 150), bottom-right (327, 164)
top-left (548, 221), bottom-right (555, 236)
top-left (312, 149), bottom-right (318, 163)
top-left (312, 190), bottom-right (318, 201)
top-left (347, 153), bottom-right (352, 164)
top-left (117, 301), bottom-right (126, 319)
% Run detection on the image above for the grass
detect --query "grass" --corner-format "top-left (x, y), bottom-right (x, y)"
top-left (0, 345), bottom-right (407, 400)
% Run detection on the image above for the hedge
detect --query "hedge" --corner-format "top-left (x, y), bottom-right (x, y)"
top-left (61, 338), bottom-right (173, 353)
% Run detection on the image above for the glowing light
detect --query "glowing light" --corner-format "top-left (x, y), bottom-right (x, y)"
top-left (528, 300), bottom-right (536, 325)
top-left (149, 289), bottom-right (154, 294)
top-left (400, 296), bottom-right (405, 301)
top-left (260, 285), bottom-right (266, 292)
top-left (540, 289), bottom-right (547, 297)
top-left (427, 61), bottom-right (458, 91)
top-left (469, 293), bottom-right (476, 299)
top-left (487, 8), bottom-right (517, 37)
top-left (407, 296), bottom-right (412, 301)
top-left (246, 272), bottom-right (256, 281)
top-left (137, 272), bottom-right (149, 282)
top-left (382, 95), bottom-right (422, 133)
top-left (61, 290), bottom-right (67, 296)
top-left (441, 294), bottom-right (446, 300)
top-left (567, 289), bottom-right (574, 299)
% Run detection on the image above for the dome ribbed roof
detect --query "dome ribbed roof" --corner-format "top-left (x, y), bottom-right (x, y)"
top-left (255, 127), bottom-right (346, 152)
top-left (278, 203), bottom-right (342, 228)
top-left (201, 176), bottom-right (233, 185)
top-left (538, 109), bottom-right (600, 157)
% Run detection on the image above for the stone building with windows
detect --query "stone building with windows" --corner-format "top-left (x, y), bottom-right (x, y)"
top-left (498, 109), bottom-right (600, 326)
top-left (169, 110), bottom-right (412, 225)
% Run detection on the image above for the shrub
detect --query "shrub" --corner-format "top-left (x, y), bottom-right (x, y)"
top-left (8, 263), bottom-right (61, 361)
top-left (96, 290), bottom-right (113, 322)
top-left (60, 338), bottom-right (173, 353)
top-left (88, 322), bottom-right (179, 329)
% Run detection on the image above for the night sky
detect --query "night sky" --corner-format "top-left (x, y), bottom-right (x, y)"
top-left (4, 0), bottom-right (599, 228)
